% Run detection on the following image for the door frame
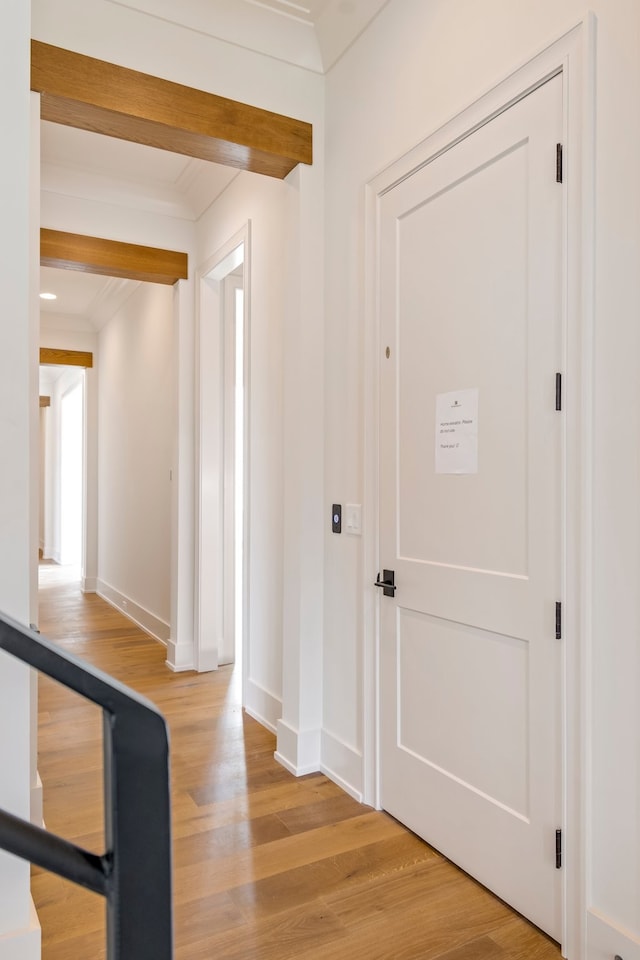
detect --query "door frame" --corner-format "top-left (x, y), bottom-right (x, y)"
top-left (58, 373), bottom-right (85, 568)
top-left (38, 351), bottom-right (97, 593)
top-left (195, 223), bottom-right (251, 688)
top-left (363, 18), bottom-right (595, 958)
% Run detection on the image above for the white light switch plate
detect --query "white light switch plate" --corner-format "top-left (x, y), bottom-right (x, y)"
top-left (345, 503), bottom-right (362, 535)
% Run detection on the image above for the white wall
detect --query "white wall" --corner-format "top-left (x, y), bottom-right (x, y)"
top-left (323, 1), bottom-right (640, 957)
top-left (97, 282), bottom-right (174, 639)
top-left (0, 2), bottom-right (41, 956)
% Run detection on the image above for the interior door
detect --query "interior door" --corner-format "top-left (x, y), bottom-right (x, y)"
top-left (378, 74), bottom-right (564, 939)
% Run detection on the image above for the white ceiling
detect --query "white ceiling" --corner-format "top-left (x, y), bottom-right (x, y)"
top-left (105, 0), bottom-right (390, 73)
top-left (39, 0), bottom-right (388, 327)
top-left (41, 122), bottom-right (239, 222)
top-left (39, 265), bottom-right (140, 331)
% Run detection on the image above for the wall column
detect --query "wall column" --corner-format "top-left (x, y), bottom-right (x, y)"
top-left (82, 365), bottom-right (99, 592)
top-left (0, 5), bottom-right (42, 956)
top-left (276, 161), bottom-right (325, 774)
top-left (168, 279), bottom-right (197, 671)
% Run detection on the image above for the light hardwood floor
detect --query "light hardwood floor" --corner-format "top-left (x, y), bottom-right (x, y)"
top-left (35, 568), bottom-right (561, 960)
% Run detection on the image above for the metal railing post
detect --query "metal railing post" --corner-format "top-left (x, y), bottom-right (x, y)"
top-left (0, 612), bottom-right (173, 960)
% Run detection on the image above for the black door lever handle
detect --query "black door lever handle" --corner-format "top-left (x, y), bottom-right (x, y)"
top-left (374, 570), bottom-right (396, 597)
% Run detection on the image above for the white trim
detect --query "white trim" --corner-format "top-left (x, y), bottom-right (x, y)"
top-left (164, 639), bottom-right (195, 673)
top-left (195, 223), bottom-right (251, 684)
top-left (0, 900), bottom-right (41, 960)
top-left (562, 15), bottom-right (596, 960)
top-left (220, 273), bottom-right (244, 665)
top-left (164, 639), bottom-right (195, 672)
top-left (30, 773), bottom-right (43, 828)
top-left (587, 910), bottom-right (640, 960)
top-left (96, 579), bottom-right (170, 644)
top-left (245, 679), bottom-right (282, 734)
top-left (82, 576), bottom-right (97, 594)
top-left (275, 718), bottom-right (321, 776)
top-left (320, 730), bottom-right (363, 802)
top-left (363, 18), bottom-right (594, 960)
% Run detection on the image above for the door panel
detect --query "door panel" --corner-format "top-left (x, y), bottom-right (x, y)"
top-left (397, 609), bottom-right (529, 817)
top-left (379, 75), bottom-right (563, 939)
top-left (397, 142), bottom-right (529, 575)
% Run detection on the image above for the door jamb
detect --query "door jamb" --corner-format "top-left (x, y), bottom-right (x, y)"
top-left (363, 18), bottom-right (595, 958)
top-left (195, 223), bottom-right (251, 692)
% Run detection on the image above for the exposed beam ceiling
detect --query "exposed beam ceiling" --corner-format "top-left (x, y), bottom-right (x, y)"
top-left (41, 229), bottom-right (188, 285)
top-left (31, 40), bottom-right (313, 180)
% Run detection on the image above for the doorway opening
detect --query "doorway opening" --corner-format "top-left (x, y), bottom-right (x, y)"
top-left (197, 226), bottom-right (250, 694)
top-left (221, 267), bottom-right (246, 677)
top-left (60, 379), bottom-right (83, 568)
top-left (39, 366), bottom-right (85, 584)
top-left (233, 281), bottom-right (245, 676)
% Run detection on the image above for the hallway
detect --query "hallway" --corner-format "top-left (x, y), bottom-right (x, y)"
top-left (34, 570), bottom-right (561, 959)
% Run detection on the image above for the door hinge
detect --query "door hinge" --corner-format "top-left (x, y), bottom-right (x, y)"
top-left (555, 602), bottom-right (562, 640)
top-left (555, 829), bottom-right (562, 869)
top-left (555, 373), bottom-right (562, 411)
top-left (556, 143), bottom-right (563, 183)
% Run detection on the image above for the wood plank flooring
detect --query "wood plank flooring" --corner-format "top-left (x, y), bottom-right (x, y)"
top-left (35, 568), bottom-right (561, 960)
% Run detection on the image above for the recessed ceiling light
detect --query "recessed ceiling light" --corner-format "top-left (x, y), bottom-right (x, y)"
top-left (40, 292), bottom-right (57, 300)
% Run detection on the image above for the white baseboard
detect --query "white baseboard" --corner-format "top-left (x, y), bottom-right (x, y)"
top-left (0, 900), bottom-right (41, 959)
top-left (244, 679), bottom-right (282, 734)
top-left (82, 576), bottom-right (97, 594)
top-left (275, 718), bottom-right (321, 776)
top-left (320, 729), bottom-right (364, 802)
top-left (30, 773), bottom-right (43, 827)
top-left (587, 908), bottom-right (640, 960)
top-left (96, 579), bottom-right (170, 644)
top-left (197, 647), bottom-right (218, 673)
top-left (165, 637), bottom-right (195, 672)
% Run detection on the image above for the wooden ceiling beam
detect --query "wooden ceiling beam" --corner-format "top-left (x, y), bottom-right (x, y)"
top-left (41, 228), bottom-right (188, 285)
top-left (31, 40), bottom-right (312, 180)
top-left (40, 348), bottom-right (94, 369)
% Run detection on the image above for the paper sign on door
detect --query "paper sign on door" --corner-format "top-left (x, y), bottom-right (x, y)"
top-left (435, 388), bottom-right (479, 475)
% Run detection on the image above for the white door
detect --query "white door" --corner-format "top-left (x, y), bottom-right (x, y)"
top-left (378, 75), bottom-right (563, 939)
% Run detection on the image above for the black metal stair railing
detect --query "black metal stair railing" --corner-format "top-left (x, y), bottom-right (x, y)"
top-left (0, 611), bottom-right (173, 960)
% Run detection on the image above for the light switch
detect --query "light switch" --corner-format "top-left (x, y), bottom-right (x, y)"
top-left (345, 503), bottom-right (362, 535)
